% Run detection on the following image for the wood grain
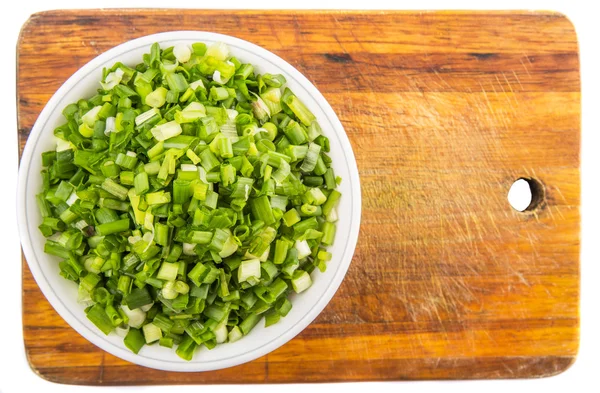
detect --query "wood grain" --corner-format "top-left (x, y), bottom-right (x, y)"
top-left (17, 9), bottom-right (580, 385)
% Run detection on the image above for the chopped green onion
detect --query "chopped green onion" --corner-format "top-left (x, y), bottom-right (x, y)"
top-left (124, 328), bottom-right (145, 354)
top-left (125, 287), bottom-right (153, 309)
top-left (37, 40), bottom-right (342, 361)
top-left (321, 222), bottom-right (336, 245)
top-left (135, 107), bottom-right (160, 126)
top-left (282, 208), bottom-right (301, 227)
top-left (100, 178), bottom-right (128, 201)
top-left (151, 121), bottom-right (182, 141)
top-left (282, 88), bottom-right (316, 126)
top-left (96, 219), bottom-right (130, 236)
top-left (86, 304), bottom-right (113, 335)
top-left (143, 322), bottom-right (163, 344)
top-left (238, 259), bottom-right (261, 284)
top-left (291, 270), bottom-right (312, 293)
top-left (251, 195), bottom-right (275, 225)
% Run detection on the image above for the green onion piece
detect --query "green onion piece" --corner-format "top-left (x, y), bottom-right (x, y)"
top-left (125, 287), bottom-right (153, 309)
top-left (300, 143), bottom-right (321, 172)
top-left (86, 304), bottom-right (114, 335)
top-left (282, 88), bottom-right (316, 126)
top-left (100, 198), bottom-right (129, 211)
top-left (117, 275), bottom-right (132, 295)
top-left (151, 121), bottom-right (182, 141)
top-left (304, 187), bottom-right (327, 206)
top-left (147, 142), bottom-right (164, 160)
top-left (186, 149), bottom-right (201, 164)
top-left (120, 171), bottom-right (135, 186)
top-left (175, 334), bottom-right (198, 361)
top-left (173, 179), bottom-right (191, 204)
top-left (188, 263), bottom-right (208, 286)
top-left (274, 239), bottom-right (290, 265)
top-left (134, 172), bottom-right (150, 195)
top-left (115, 152), bottom-right (138, 170)
top-left (228, 326), bottom-right (243, 343)
top-left (238, 259), bottom-right (261, 284)
top-left (96, 218), bottom-right (130, 236)
top-left (220, 164), bottom-right (236, 186)
top-left (199, 148), bottom-right (220, 172)
top-left (204, 190), bottom-right (218, 209)
top-left (57, 229), bottom-right (83, 250)
top-left (277, 298), bottom-right (293, 316)
top-left (101, 178), bottom-right (128, 201)
top-left (146, 191), bottom-right (171, 206)
top-left (321, 222), bottom-right (336, 246)
top-left (192, 42), bottom-right (207, 56)
top-left (239, 313), bottom-right (262, 335)
top-left (157, 262), bottom-right (180, 281)
top-left (124, 328), bottom-right (145, 354)
top-left (166, 73), bottom-right (189, 93)
top-left (146, 87), bottom-right (168, 108)
top-left (264, 309), bottom-right (280, 327)
top-left (282, 208), bottom-right (301, 227)
top-left (306, 121), bottom-right (322, 142)
top-left (283, 120), bottom-right (307, 145)
top-left (270, 195), bottom-right (288, 211)
top-left (80, 273), bottom-right (101, 293)
top-left (322, 189), bottom-right (341, 216)
top-left (175, 102), bottom-right (206, 124)
top-left (291, 270), bottom-right (312, 293)
top-left (313, 155), bottom-right (327, 176)
top-left (159, 337), bottom-right (174, 348)
top-left (324, 168), bottom-right (336, 190)
top-left (135, 107), bottom-right (160, 126)
top-left (143, 322), bottom-right (163, 343)
top-left (174, 281), bottom-right (189, 295)
top-left (101, 161), bottom-right (120, 178)
top-left (261, 87), bottom-right (283, 115)
top-left (251, 196), bottom-right (275, 225)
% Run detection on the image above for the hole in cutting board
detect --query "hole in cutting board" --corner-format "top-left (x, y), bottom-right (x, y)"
top-left (508, 178), bottom-right (544, 212)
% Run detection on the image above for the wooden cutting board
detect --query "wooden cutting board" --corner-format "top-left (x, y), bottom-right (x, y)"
top-left (17, 9), bottom-right (580, 385)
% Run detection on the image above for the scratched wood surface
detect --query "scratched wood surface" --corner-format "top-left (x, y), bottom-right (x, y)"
top-left (17, 10), bottom-right (580, 385)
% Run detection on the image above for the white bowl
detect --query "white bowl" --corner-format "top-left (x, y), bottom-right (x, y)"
top-left (17, 31), bottom-right (361, 372)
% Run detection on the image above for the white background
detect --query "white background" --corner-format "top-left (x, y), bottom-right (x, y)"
top-left (1, 1), bottom-right (598, 392)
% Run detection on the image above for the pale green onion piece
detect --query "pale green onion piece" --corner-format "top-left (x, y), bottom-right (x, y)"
top-left (238, 259), bottom-right (261, 283)
top-left (295, 240), bottom-right (312, 259)
top-left (135, 107), bottom-right (160, 126)
top-left (219, 233), bottom-right (239, 258)
top-left (214, 321), bottom-right (228, 344)
top-left (228, 326), bottom-right (243, 343)
top-left (151, 121), bottom-right (182, 141)
top-left (100, 68), bottom-right (124, 90)
top-left (121, 305), bottom-right (146, 328)
top-left (162, 281), bottom-right (179, 299)
top-left (104, 116), bottom-right (116, 135)
top-left (175, 102), bottom-right (206, 124)
top-left (206, 42), bottom-right (230, 60)
top-left (157, 262), bottom-right (179, 281)
top-left (291, 270), bottom-right (312, 293)
top-left (82, 106), bottom-right (102, 127)
top-left (145, 87), bottom-right (168, 108)
top-left (173, 44), bottom-right (192, 63)
top-left (300, 143), bottom-right (321, 172)
top-left (189, 79), bottom-right (205, 91)
top-left (143, 322), bottom-right (162, 344)
top-left (251, 93), bottom-right (271, 122)
top-left (261, 87), bottom-right (282, 115)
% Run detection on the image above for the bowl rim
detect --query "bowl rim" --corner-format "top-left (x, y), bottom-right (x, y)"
top-left (17, 31), bottom-right (361, 372)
